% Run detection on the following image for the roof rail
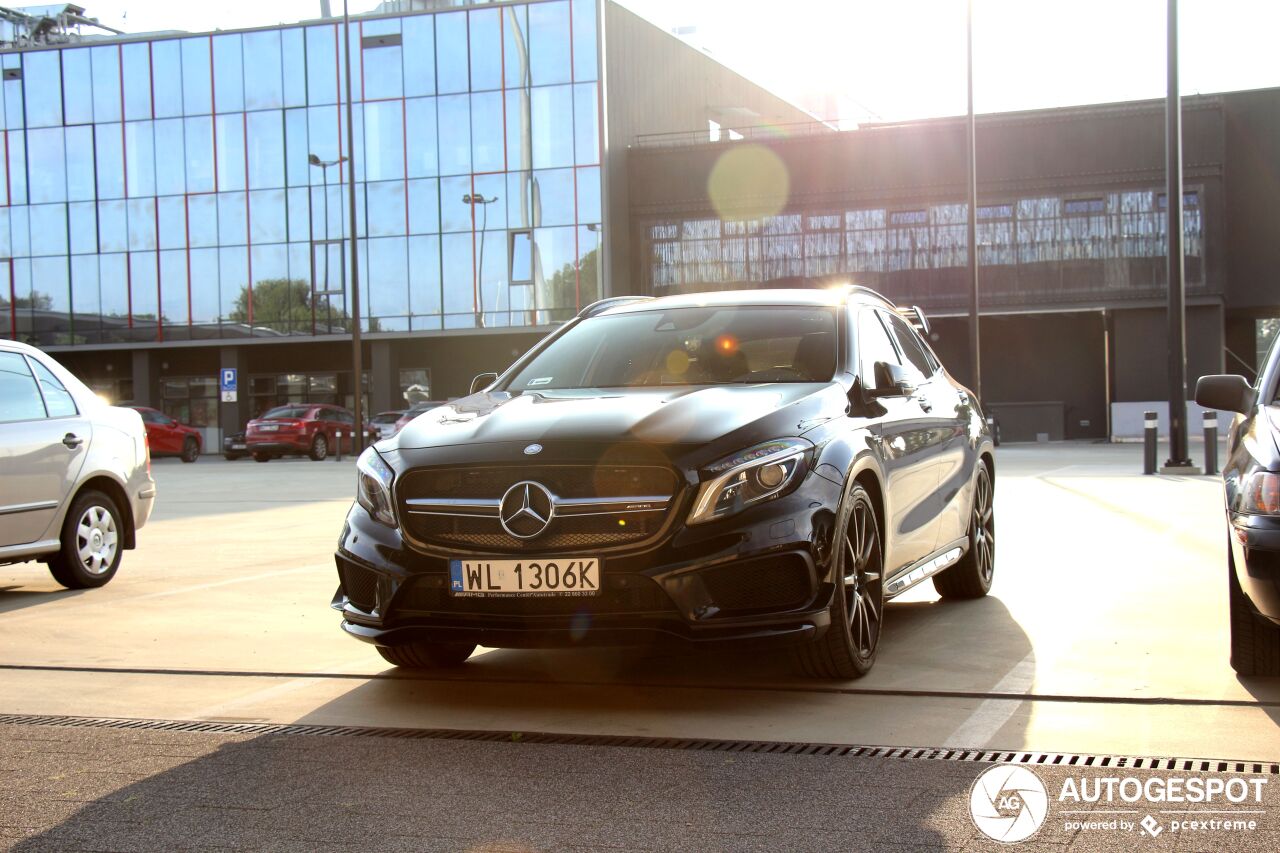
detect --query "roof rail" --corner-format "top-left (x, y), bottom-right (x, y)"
top-left (577, 296), bottom-right (654, 318)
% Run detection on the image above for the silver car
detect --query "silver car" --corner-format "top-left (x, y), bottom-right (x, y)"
top-left (0, 340), bottom-right (155, 588)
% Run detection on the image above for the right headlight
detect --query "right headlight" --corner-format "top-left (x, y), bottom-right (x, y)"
top-left (1238, 471), bottom-right (1280, 516)
top-left (687, 438), bottom-right (812, 525)
top-left (356, 447), bottom-right (397, 527)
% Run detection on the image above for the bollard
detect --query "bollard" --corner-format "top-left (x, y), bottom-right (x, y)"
top-left (986, 416), bottom-right (1000, 447)
top-left (1143, 411), bottom-right (1157, 475)
top-left (335, 431), bottom-right (342, 462)
top-left (1203, 411), bottom-right (1218, 476)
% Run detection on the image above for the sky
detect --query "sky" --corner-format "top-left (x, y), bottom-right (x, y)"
top-left (70, 0), bottom-right (1280, 125)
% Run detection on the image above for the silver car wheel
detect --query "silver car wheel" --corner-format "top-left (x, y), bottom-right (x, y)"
top-left (76, 505), bottom-right (119, 575)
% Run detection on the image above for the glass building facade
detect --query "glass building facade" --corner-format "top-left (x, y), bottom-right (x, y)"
top-left (0, 0), bottom-right (602, 346)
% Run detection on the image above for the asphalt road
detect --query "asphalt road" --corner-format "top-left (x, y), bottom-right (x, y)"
top-left (2, 440), bottom-right (1278, 850)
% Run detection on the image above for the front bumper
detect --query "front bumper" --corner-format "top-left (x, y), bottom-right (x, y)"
top-left (1230, 513), bottom-right (1280, 623)
top-left (332, 472), bottom-right (843, 650)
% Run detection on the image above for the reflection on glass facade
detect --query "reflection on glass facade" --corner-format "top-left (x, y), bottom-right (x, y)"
top-left (646, 189), bottom-right (1205, 306)
top-left (0, 0), bottom-right (602, 345)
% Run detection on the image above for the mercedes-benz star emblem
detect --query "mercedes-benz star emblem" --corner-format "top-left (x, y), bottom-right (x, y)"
top-left (524, 443), bottom-right (543, 455)
top-left (499, 481), bottom-right (555, 539)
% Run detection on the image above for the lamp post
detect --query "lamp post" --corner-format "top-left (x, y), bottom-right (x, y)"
top-left (463, 193), bottom-right (498, 326)
top-left (308, 153), bottom-right (347, 333)
top-left (965, 0), bottom-right (982, 404)
top-left (342, 0), bottom-right (364, 453)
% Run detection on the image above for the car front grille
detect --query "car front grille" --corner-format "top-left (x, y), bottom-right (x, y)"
top-left (699, 555), bottom-right (814, 615)
top-left (397, 464), bottom-right (680, 554)
top-left (338, 560), bottom-right (379, 611)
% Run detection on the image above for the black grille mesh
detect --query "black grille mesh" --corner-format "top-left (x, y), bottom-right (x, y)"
top-left (338, 562), bottom-right (379, 611)
top-left (700, 556), bottom-right (813, 614)
top-left (405, 512), bottom-right (663, 553)
top-left (401, 465), bottom-right (677, 501)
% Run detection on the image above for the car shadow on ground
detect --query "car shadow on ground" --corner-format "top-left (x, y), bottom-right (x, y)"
top-left (0, 584), bottom-right (85, 615)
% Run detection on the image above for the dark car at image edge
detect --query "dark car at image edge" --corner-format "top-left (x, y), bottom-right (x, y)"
top-left (333, 287), bottom-right (996, 678)
top-left (1196, 334), bottom-right (1280, 675)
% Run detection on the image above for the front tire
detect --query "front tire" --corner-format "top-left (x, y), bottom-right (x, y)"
top-left (795, 484), bottom-right (885, 679)
top-left (1229, 547), bottom-right (1280, 676)
top-left (47, 490), bottom-right (124, 589)
top-left (377, 642), bottom-right (476, 669)
top-left (309, 433), bottom-right (329, 461)
top-left (180, 437), bottom-right (199, 463)
top-left (934, 461), bottom-right (994, 600)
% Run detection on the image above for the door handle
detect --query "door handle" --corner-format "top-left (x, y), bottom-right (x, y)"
top-left (62, 433), bottom-right (83, 449)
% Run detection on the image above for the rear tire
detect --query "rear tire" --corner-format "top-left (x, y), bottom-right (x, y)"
top-left (934, 461), bottom-right (994, 600)
top-left (180, 437), bottom-right (199, 463)
top-left (309, 433), bottom-right (329, 461)
top-left (377, 642), bottom-right (476, 669)
top-left (1229, 547), bottom-right (1280, 676)
top-left (794, 484), bottom-right (884, 679)
top-left (253, 452), bottom-right (271, 463)
top-left (47, 490), bottom-right (124, 590)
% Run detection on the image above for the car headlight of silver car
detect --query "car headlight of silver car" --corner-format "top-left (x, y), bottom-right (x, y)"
top-left (688, 438), bottom-right (812, 525)
top-left (356, 447), bottom-right (397, 527)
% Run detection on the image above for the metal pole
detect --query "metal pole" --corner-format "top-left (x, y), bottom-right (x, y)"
top-left (1144, 410), bottom-right (1158, 475)
top-left (1164, 0), bottom-right (1191, 469)
top-left (966, 0), bottom-right (982, 403)
top-left (343, 0), bottom-right (364, 454)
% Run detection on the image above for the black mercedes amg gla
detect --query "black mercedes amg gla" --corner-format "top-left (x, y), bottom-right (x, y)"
top-left (334, 287), bottom-right (996, 678)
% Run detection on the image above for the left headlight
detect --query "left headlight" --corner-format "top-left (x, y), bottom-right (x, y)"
top-left (356, 446), bottom-right (397, 527)
top-left (688, 438), bottom-right (812, 525)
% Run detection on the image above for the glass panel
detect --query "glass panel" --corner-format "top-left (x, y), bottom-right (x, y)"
top-left (407, 178), bottom-right (439, 235)
top-left (247, 110), bottom-right (285, 190)
top-left (23, 50), bottom-right (63, 127)
top-left (367, 180), bottom-right (406, 238)
top-left (130, 251), bottom-right (159, 329)
top-left (154, 120), bottom-right (185, 196)
top-left (361, 21), bottom-right (403, 100)
top-left (507, 171), bottom-right (533, 229)
top-left (157, 197), bottom-right (185, 250)
top-left (531, 85), bottom-right (574, 169)
top-left (576, 165), bottom-right (601, 224)
top-left (577, 224), bottom-right (601, 304)
top-left (220, 245), bottom-right (248, 323)
top-left (215, 114), bottom-right (246, 191)
top-left (184, 116), bottom-right (215, 193)
top-left (306, 106), bottom-right (340, 181)
top-left (409, 234), bottom-right (441, 321)
top-left (250, 243), bottom-right (290, 332)
top-left (69, 202), bottom-right (97, 255)
top-left (152, 40), bottom-right (184, 118)
top-left (503, 5), bottom-right (530, 88)
top-left (534, 224), bottom-right (577, 319)
top-left (364, 100), bottom-right (404, 182)
top-left (218, 192), bottom-right (248, 246)
top-left (437, 94), bottom-right (470, 176)
top-left (529, 1), bottom-right (572, 86)
top-left (306, 25), bottom-right (338, 106)
top-left (70, 255), bottom-right (100, 332)
top-left (573, 82), bottom-right (599, 165)
top-left (469, 7), bottom-right (502, 91)
top-left (441, 231), bottom-right (474, 325)
top-left (440, 176), bottom-right (472, 232)
top-left (533, 168), bottom-right (575, 227)
top-left (368, 236), bottom-right (409, 320)
top-left (475, 173), bottom-right (504, 230)
top-left (212, 35), bottom-right (244, 113)
top-left (285, 108), bottom-right (310, 188)
top-left (125, 121), bottom-right (156, 197)
top-left (571, 0), bottom-right (599, 82)
top-left (187, 193), bottom-right (218, 248)
top-left (478, 229), bottom-right (509, 324)
top-left (95, 123), bottom-right (124, 199)
top-left (510, 231), bottom-right (532, 283)
top-left (121, 43), bottom-right (151, 120)
top-left (29, 204), bottom-right (67, 256)
top-left (5, 132), bottom-right (24, 205)
top-left (127, 198), bottom-right (157, 251)
top-left (249, 190), bottom-right (287, 243)
top-left (99, 253), bottom-right (128, 325)
top-left (63, 48), bottom-right (94, 124)
top-left (181, 38), bottom-right (212, 116)
top-left (471, 91), bottom-right (504, 173)
top-left (243, 30), bottom-right (284, 110)
top-left (505, 89), bottom-right (532, 173)
top-left (98, 200), bottom-right (127, 252)
top-left (27, 127), bottom-right (66, 204)
top-left (8, 205), bottom-right (28, 257)
top-left (282, 28), bottom-right (308, 108)
top-left (402, 14), bottom-right (436, 97)
top-left (435, 12), bottom-right (468, 95)
top-left (405, 97), bottom-right (438, 178)
top-left (0, 209), bottom-right (10, 256)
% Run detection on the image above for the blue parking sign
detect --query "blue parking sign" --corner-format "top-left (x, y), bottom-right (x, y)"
top-left (220, 368), bottom-right (237, 393)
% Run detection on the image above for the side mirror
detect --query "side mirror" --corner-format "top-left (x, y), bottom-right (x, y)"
top-left (469, 372), bottom-right (498, 395)
top-left (869, 361), bottom-right (916, 398)
top-left (1194, 374), bottom-right (1256, 415)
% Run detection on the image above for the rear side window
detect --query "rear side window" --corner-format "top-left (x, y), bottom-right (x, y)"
top-left (0, 352), bottom-right (48, 423)
top-left (883, 314), bottom-right (935, 383)
top-left (30, 360), bottom-right (78, 417)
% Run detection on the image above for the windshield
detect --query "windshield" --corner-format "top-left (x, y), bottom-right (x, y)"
top-left (261, 406), bottom-right (312, 419)
top-left (506, 305), bottom-right (837, 392)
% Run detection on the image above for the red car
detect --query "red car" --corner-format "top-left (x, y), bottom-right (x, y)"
top-left (391, 401), bottom-right (448, 436)
top-left (130, 406), bottom-right (202, 463)
top-left (246, 404), bottom-right (374, 462)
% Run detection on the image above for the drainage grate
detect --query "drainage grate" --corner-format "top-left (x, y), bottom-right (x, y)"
top-left (0, 713), bottom-right (1275, 775)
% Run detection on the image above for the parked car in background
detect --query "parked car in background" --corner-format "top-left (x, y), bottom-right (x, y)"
top-left (1196, 335), bottom-right (1280, 675)
top-left (371, 410), bottom-right (406, 441)
top-left (246, 404), bottom-right (373, 462)
top-left (391, 401), bottom-right (447, 436)
top-left (1, 340), bottom-right (155, 589)
top-left (334, 288), bottom-right (995, 679)
top-left (223, 431), bottom-right (247, 460)
top-left (129, 406), bottom-right (202, 463)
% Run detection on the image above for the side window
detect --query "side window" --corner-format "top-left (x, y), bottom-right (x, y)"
top-left (139, 409), bottom-right (160, 424)
top-left (857, 310), bottom-right (902, 388)
top-left (0, 352), bottom-right (49, 423)
top-left (30, 360), bottom-right (79, 418)
top-left (884, 314), bottom-right (934, 383)
top-left (336, 409), bottom-right (355, 425)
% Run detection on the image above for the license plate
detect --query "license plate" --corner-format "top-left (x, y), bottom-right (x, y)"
top-left (230, 443), bottom-right (246, 450)
top-left (449, 558), bottom-right (600, 597)
top-left (259, 424), bottom-right (279, 432)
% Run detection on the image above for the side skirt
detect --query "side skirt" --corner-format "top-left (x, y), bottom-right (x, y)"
top-left (884, 537), bottom-right (969, 599)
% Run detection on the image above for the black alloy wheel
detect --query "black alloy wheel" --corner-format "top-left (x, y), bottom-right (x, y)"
top-left (934, 462), bottom-right (995, 599)
top-left (796, 484), bottom-right (885, 679)
top-left (180, 437), bottom-right (199, 463)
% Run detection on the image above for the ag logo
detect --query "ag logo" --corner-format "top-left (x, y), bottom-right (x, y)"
top-left (969, 764), bottom-right (1049, 844)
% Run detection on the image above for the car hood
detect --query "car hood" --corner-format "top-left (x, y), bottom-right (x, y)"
top-left (391, 383), bottom-right (845, 462)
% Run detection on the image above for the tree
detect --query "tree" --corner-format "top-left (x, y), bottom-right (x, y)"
top-left (228, 278), bottom-right (349, 334)
top-left (544, 246), bottom-right (600, 315)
